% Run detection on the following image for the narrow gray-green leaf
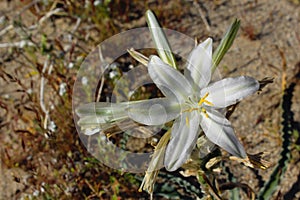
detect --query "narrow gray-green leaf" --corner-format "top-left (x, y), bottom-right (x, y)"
top-left (212, 19), bottom-right (240, 73)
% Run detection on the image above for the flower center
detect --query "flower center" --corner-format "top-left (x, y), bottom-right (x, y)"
top-left (183, 92), bottom-right (214, 126)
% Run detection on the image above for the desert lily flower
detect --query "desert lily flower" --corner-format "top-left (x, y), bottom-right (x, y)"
top-left (128, 38), bottom-right (260, 171)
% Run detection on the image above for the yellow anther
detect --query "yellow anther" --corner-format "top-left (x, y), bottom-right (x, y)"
top-left (198, 92), bottom-right (214, 106)
top-left (186, 116), bottom-right (190, 127)
top-left (201, 108), bottom-right (209, 118)
top-left (202, 92), bottom-right (210, 99)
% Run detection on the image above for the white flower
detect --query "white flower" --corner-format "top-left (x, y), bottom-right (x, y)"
top-left (59, 82), bottom-right (67, 96)
top-left (81, 76), bottom-right (88, 85)
top-left (128, 38), bottom-right (259, 171)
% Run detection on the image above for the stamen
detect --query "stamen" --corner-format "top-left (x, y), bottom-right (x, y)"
top-left (198, 92), bottom-right (214, 106)
top-left (204, 100), bottom-right (214, 106)
top-left (201, 108), bottom-right (209, 118)
top-left (186, 116), bottom-right (189, 127)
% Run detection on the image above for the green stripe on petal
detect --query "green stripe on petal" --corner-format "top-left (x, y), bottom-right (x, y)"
top-left (200, 109), bottom-right (246, 158)
top-left (164, 112), bottom-right (201, 171)
top-left (201, 76), bottom-right (259, 108)
top-left (146, 10), bottom-right (177, 69)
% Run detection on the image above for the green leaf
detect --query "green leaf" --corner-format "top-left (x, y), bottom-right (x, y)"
top-left (212, 19), bottom-right (240, 73)
top-left (145, 10), bottom-right (177, 69)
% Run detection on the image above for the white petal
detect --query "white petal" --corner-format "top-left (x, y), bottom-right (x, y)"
top-left (185, 38), bottom-right (213, 90)
top-left (200, 76), bottom-right (259, 108)
top-left (84, 128), bottom-right (101, 136)
top-left (200, 109), bottom-right (246, 158)
top-left (148, 56), bottom-right (192, 102)
top-left (127, 98), bottom-right (180, 125)
top-left (76, 102), bottom-right (128, 122)
top-left (164, 112), bottom-right (200, 171)
top-left (77, 115), bottom-right (119, 133)
top-left (77, 115), bottom-right (102, 128)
